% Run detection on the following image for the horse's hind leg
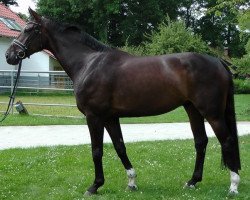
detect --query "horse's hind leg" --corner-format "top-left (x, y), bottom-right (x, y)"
top-left (207, 117), bottom-right (240, 194)
top-left (105, 117), bottom-right (137, 191)
top-left (184, 103), bottom-right (208, 188)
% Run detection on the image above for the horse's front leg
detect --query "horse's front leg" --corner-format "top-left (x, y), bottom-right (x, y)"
top-left (84, 114), bottom-right (105, 196)
top-left (105, 117), bottom-right (138, 191)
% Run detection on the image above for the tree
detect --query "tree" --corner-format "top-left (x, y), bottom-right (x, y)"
top-left (37, 0), bottom-right (94, 34)
top-left (175, 0), bottom-right (249, 58)
top-left (114, 0), bottom-right (180, 46)
top-left (36, 0), bottom-right (249, 55)
top-left (201, 0), bottom-right (250, 57)
top-left (36, 0), bottom-right (181, 46)
top-left (232, 9), bottom-right (250, 78)
top-left (0, 0), bottom-right (18, 6)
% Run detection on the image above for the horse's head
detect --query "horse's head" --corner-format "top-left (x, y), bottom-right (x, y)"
top-left (5, 8), bottom-right (44, 65)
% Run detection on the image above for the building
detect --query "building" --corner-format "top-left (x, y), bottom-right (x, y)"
top-left (0, 3), bottom-right (66, 93)
top-left (0, 3), bottom-right (60, 71)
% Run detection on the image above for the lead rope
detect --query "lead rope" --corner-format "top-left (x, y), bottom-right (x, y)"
top-left (0, 60), bottom-right (22, 122)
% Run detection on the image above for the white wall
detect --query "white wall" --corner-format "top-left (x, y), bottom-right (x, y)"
top-left (0, 36), bottom-right (53, 77)
top-left (21, 51), bottom-right (50, 71)
top-left (0, 37), bottom-right (16, 70)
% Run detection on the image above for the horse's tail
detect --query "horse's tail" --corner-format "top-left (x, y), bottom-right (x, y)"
top-left (220, 58), bottom-right (241, 170)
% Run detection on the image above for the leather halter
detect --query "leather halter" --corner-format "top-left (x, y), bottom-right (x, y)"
top-left (13, 21), bottom-right (43, 59)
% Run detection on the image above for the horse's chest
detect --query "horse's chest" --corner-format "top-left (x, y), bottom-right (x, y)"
top-left (74, 81), bottom-right (111, 115)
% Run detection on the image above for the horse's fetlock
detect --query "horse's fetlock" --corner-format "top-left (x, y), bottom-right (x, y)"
top-left (126, 168), bottom-right (136, 178)
top-left (95, 178), bottom-right (105, 187)
top-left (193, 171), bottom-right (202, 181)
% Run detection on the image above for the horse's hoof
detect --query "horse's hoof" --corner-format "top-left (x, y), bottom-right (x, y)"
top-left (183, 182), bottom-right (195, 189)
top-left (126, 184), bottom-right (138, 191)
top-left (84, 191), bottom-right (95, 196)
top-left (228, 189), bottom-right (239, 195)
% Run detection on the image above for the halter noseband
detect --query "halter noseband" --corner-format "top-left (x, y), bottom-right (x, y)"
top-left (13, 21), bottom-right (43, 59)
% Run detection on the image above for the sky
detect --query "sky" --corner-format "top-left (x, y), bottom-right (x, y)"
top-left (9, 0), bottom-right (37, 15)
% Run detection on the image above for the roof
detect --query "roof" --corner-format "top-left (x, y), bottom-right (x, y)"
top-left (0, 3), bottom-right (26, 38)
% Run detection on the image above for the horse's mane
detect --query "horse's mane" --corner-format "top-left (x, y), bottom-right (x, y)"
top-left (46, 19), bottom-right (112, 52)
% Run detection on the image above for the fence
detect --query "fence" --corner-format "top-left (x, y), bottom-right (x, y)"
top-left (0, 70), bottom-right (74, 93)
top-left (0, 70), bottom-right (82, 118)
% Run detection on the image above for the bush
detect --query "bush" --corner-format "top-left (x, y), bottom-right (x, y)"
top-left (234, 79), bottom-right (250, 94)
top-left (121, 42), bottom-right (145, 56)
top-left (232, 54), bottom-right (250, 78)
top-left (231, 40), bottom-right (250, 78)
top-left (143, 17), bottom-right (213, 56)
top-left (121, 17), bottom-right (217, 57)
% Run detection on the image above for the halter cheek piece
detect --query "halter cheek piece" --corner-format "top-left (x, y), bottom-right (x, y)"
top-left (13, 21), bottom-right (43, 59)
top-left (13, 40), bottom-right (27, 59)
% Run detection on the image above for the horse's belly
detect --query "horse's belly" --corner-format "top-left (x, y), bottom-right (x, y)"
top-left (111, 90), bottom-right (184, 117)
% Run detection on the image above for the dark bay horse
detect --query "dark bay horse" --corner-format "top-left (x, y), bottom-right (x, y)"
top-left (5, 9), bottom-right (241, 195)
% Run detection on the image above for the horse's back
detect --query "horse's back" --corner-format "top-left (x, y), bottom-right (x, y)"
top-left (110, 52), bottom-right (230, 117)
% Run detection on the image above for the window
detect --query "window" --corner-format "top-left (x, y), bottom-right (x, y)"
top-left (0, 17), bottom-right (22, 31)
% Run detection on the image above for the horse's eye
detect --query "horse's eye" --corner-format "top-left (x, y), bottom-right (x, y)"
top-left (24, 28), bottom-right (31, 33)
top-left (34, 27), bottom-right (40, 33)
top-left (24, 26), bottom-right (33, 32)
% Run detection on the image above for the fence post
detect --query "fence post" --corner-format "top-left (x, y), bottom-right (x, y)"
top-left (38, 73), bottom-right (41, 94)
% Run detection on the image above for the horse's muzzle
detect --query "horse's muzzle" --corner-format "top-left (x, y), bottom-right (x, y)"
top-left (5, 50), bottom-right (21, 65)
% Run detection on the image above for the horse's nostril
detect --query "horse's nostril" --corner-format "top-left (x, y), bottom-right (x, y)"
top-left (5, 52), bottom-right (9, 59)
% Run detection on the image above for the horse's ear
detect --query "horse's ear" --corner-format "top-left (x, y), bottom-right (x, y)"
top-left (28, 7), bottom-right (41, 23)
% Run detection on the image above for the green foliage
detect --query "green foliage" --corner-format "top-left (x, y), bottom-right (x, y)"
top-left (36, 0), bottom-right (249, 55)
top-left (17, 13), bottom-right (28, 21)
top-left (143, 18), bottom-right (212, 56)
top-left (232, 9), bottom-right (250, 78)
top-left (238, 9), bottom-right (250, 31)
top-left (121, 40), bottom-right (145, 56)
top-left (0, 0), bottom-right (18, 6)
top-left (232, 55), bottom-right (250, 78)
top-left (37, 0), bottom-right (94, 35)
top-left (234, 79), bottom-right (250, 94)
top-left (36, 0), bottom-right (181, 46)
top-left (196, 0), bottom-right (249, 57)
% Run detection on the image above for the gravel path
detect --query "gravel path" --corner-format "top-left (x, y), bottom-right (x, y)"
top-left (0, 122), bottom-right (250, 150)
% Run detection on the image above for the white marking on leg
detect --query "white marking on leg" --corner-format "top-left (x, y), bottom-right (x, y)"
top-left (126, 168), bottom-right (137, 190)
top-left (229, 171), bottom-right (240, 194)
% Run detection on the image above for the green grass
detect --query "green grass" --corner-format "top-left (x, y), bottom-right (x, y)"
top-left (0, 94), bottom-right (82, 118)
top-left (0, 135), bottom-right (249, 200)
top-left (0, 94), bottom-right (250, 126)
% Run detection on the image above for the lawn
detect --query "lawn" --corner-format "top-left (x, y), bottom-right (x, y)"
top-left (0, 135), bottom-right (249, 200)
top-left (0, 94), bottom-right (249, 126)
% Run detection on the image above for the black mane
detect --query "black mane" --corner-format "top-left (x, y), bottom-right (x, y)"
top-left (47, 19), bottom-right (112, 52)
top-left (79, 30), bottom-right (112, 52)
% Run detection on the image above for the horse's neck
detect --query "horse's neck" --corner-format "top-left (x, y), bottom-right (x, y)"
top-left (45, 31), bottom-right (99, 81)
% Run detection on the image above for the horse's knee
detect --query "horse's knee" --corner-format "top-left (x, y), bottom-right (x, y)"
top-left (92, 148), bottom-right (103, 162)
top-left (195, 137), bottom-right (208, 152)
